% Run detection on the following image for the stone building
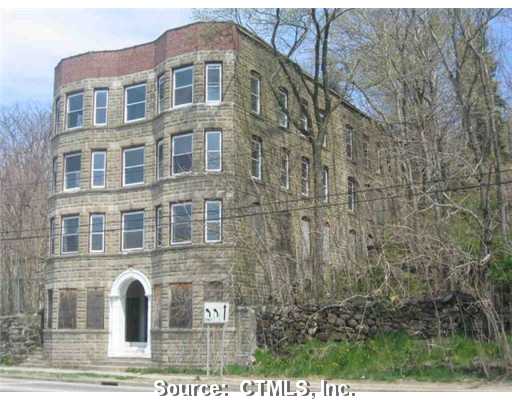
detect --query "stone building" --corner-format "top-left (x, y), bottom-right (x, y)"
top-left (46, 22), bottom-right (390, 367)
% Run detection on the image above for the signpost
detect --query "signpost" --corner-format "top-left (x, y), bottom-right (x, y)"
top-left (204, 302), bottom-right (229, 377)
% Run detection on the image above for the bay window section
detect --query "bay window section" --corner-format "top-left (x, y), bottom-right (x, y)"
top-left (91, 151), bottom-right (106, 188)
top-left (206, 63), bottom-right (222, 103)
top-left (278, 88), bottom-right (288, 128)
top-left (93, 89), bottom-right (108, 126)
top-left (64, 153), bottom-right (81, 191)
top-left (123, 146), bottom-right (144, 186)
top-left (205, 130), bottom-right (222, 172)
top-left (348, 177), bottom-right (356, 211)
top-left (171, 202), bottom-right (192, 244)
top-left (205, 200), bottom-right (222, 243)
top-left (172, 133), bottom-right (193, 175)
top-left (61, 215), bottom-right (79, 254)
top-left (280, 149), bottom-right (289, 190)
top-left (67, 92), bottom-right (83, 129)
top-left (125, 83), bottom-right (146, 122)
top-left (155, 206), bottom-right (163, 247)
top-left (157, 74), bottom-right (165, 113)
top-left (49, 218), bottom-right (56, 255)
top-left (122, 211), bottom-right (144, 251)
top-left (89, 214), bottom-right (105, 253)
top-left (322, 166), bottom-right (329, 203)
top-left (173, 66), bottom-right (193, 107)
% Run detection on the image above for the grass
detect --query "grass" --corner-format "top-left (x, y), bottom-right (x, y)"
top-left (125, 333), bottom-right (509, 382)
top-left (222, 333), bottom-right (509, 382)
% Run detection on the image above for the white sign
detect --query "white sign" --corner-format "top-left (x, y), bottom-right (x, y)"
top-left (204, 302), bottom-right (229, 324)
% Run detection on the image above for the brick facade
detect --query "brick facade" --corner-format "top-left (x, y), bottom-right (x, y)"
top-left (45, 22), bottom-right (390, 367)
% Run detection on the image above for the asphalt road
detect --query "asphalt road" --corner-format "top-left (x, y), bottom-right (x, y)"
top-left (0, 377), bottom-right (152, 392)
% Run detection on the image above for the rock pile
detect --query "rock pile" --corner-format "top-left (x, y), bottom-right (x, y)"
top-left (0, 314), bottom-right (42, 364)
top-left (256, 292), bottom-right (483, 352)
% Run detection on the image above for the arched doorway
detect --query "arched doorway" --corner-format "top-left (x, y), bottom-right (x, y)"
top-left (108, 269), bottom-right (151, 358)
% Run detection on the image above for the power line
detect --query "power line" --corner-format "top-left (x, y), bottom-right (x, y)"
top-left (2, 165), bottom-right (508, 236)
top-left (2, 177), bottom-right (511, 242)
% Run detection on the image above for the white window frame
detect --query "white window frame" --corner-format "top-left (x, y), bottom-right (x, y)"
top-left (54, 97), bottom-right (61, 135)
top-left (172, 65), bottom-right (194, 108)
top-left (93, 89), bottom-right (108, 126)
top-left (280, 149), bottom-right (289, 190)
top-left (63, 152), bottom-right (81, 192)
top-left (121, 210), bottom-right (145, 251)
top-left (251, 137), bottom-right (262, 180)
top-left (250, 75), bottom-right (261, 114)
top-left (89, 213), bottom-right (105, 253)
top-left (171, 133), bottom-right (193, 176)
top-left (52, 157), bottom-right (58, 193)
top-left (205, 130), bottom-right (222, 172)
top-left (61, 215), bottom-right (80, 255)
top-left (124, 83), bottom-right (146, 123)
top-left (322, 166), bottom-right (329, 203)
top-left (206, 63), bottom-right (222, 104)
top-left (66, 92), bottom-right (84, 130)
top-left (278, 88), bottom-right (288, 128)
top-left (49, 217), bottom-right (56, 256)
top-left (122, 146), bottom-right (145, 187)
top-left (171, 202), bottom-right (193, 245)
top-left (204, 200), bottom-right (222, 243)
top-left (348, 178), bottom-right (356, 211)
top-left (156, 139), bottom-right (164, 180)
top-left (91, 150), bottom-right (106, 189)
top-left (301, 157), bottom-right (310, 196)
top-left (157, 74), bottom-right (165, 114)
top-left (346, 126), bottom-right (353, 160)
top-left (155, 206), bottom-right (163, 247)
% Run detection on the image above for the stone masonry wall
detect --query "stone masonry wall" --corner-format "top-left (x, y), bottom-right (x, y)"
top-left (0, 314), bottom-right (42, 363)
top-left (256, 292), bottom-right (484, 352)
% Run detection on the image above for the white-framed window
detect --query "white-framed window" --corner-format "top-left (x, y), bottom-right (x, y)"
top-left (156, 139), bottom-right (164, 180)
top-left (301, 109), bottom-right (309, 132)
top-left (123, 146), bottom-right (144, 186)
top-left (251, 136), bottom-right (262, 180)
top-left (171, 202), bottom-right (192, 244)
top-left (67, 92), bottom-right (83, 129)
top-left (157, 74), bottom-right (165, 113)
top-left (280, 148), bottom-right (289, 190)
top-left (172, 133), bottom-right (193, 175)
top-left (301, 157), bottom-right (309, 196)
top-left (173, 66), bottom-right (194, 107)
top-left (125, 83), bottom-right (146, 122)
top-left (64, 152), bottom-right (81, 191)
top-left (91, 151), bottom-right (106, 188)
top-left (61, 215), bottom-right (79, 254)
top-left (155, 206), bottom-right (163, 247)
top-left (54, 97), bottom-right (61, 134)
top-left (89, 213), bottom-right (105, 253)
top-left (205, 200), bottom-right (222, 243)
top-left (322, 166), bottom-right (329, 203)
top-left (278, 88), bottom-right (288, 128)
top-left (205, 130), bottom-right (222, 172)
top-left (93, 89), bottom-right (108, 126)
top-left (122, 210), bottom-right (144, 251)
top-left (346, 126), bottom-right (353, 160)
top-left (250, 74), bottom-right (261, 114)
top-left (320, 112), bottom-right (327, 147)
top-left (301, 217), bottom-right (311, 259)
top-left (206, 63), bottom-right (222, 104)
top-left (52, 157), bottom-right (58, 193)
top-left (348, 177), bottom-right (356, 211)
top-left (49, 217), bottom-right (56, 255)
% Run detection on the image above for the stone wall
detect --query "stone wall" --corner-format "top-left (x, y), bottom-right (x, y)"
top-left (0, 313), bottom-right (42, 363)
top-left (256, 292), bottom-right (483, 352)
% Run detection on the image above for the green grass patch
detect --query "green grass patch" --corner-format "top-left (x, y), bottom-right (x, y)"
top-left (224, 333), bottom-right (508, 382)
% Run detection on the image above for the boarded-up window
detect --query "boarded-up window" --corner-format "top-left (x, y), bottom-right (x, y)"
top-left (169, 283), bottom-right (192, 328)
top-left (204, 281), bottom-right (223, 301)
top-left (47, 289), bottom-right (53, 329)
top-left (58, 289), bottom-right (77, 329)
top-left (153, 284), bottom-right (162, 329)
top-left (86, 288), bottom-right (104, 329)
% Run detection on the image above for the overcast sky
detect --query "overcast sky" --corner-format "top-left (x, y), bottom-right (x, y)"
top-left (0, 9), bottom-right (193, 107)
